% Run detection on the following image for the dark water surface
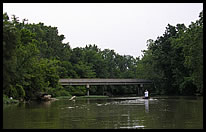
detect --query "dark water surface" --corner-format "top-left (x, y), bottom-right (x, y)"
top-left (3, 96), bottom-right (203, 129)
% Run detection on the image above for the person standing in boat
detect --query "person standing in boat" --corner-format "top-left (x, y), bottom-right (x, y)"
top-left (144, 89), bottom-right (149, 99)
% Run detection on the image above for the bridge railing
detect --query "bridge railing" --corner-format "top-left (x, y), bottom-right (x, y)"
top-left (59, 78), bottom-right (153, 86)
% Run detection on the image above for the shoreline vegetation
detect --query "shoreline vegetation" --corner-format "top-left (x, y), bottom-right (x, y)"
top-left (3, 11), bottom-right (203, 103)
top-left (3, 94), bottom-right (202, 105)
top-left (3, 94), bottom-right (111, 104)
top-left (3, 95), bottom-right (19, 104)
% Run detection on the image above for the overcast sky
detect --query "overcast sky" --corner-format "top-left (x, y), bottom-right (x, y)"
top-left (3, 3), bottom-right (203, 58)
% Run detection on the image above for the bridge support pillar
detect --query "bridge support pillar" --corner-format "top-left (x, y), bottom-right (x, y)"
top-left (86, 84), bottom-right (90, 96)
top-left (136, 85), bottom-right (140, 96)
top-left (102, 86), bottom-right (104, 96)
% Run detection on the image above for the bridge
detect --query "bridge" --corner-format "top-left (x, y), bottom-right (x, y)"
top-left (59, 78), bottom-right (153, 96)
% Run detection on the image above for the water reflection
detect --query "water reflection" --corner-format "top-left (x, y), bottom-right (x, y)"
top-left (87, 98), bottom-right (90, 104)
top-left (144, 99), bottom-right (149, 113)
top-left (41, 100), bottom-right (52, 106)
top-left (3, 96), bottom-right (203, 129)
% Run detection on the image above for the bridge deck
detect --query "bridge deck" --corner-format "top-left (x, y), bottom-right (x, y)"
top-left (59, 78), bottom-right (152, 86)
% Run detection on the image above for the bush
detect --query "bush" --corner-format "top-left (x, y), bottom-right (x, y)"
top-left (48, 87), bottom-right (71, 97)
top-left (3, 94), bottom-right (19, 104)
top-left (66, 86), bottom-right (86, 96)
top-left (16, 84), bottom-right (25, 99)
top-left (56, 90), bottom-right (71, 97)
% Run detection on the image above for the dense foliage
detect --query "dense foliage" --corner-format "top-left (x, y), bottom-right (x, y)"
top-left (137, 11), bottom-right (203, 95)
top-left (3, 11), bottom-right (203, 100)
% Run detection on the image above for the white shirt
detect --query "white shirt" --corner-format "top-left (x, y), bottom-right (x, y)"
top-left (144, 91), bottom-right (148, 97)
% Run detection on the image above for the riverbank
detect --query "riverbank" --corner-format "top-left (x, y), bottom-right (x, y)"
top-left (3, 95), bottom-right (19, 104)
top-left (3, 95), bottom-right (109, 104)
top-left (78, 95), bottom-right (109, 98)
top-left (56, 95), bottom-right (109, 99)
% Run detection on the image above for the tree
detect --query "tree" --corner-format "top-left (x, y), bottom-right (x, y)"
top-left (3, 13), bottom-right (19, 98)
top-left (138, 11), bottom-right (203, 95)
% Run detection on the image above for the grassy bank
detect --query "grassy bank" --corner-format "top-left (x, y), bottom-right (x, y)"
top-left (55, 95), bottom-right (109, 99)
top-left (55, 95), bottom-right (72, 99)
top-left (78, 95), bottom-right (109, 98)
top-left (3, 95), bottom-right (109, 104)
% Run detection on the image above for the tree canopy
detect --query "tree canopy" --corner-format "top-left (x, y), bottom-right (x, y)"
top-left (3, 11), bottom-right (203, 100)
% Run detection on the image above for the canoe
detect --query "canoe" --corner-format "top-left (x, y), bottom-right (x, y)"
top-left (142, 97), bottom-right (150, 99)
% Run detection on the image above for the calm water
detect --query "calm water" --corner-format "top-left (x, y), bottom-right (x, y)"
top-left (3, 96), bottom-right (203, 129)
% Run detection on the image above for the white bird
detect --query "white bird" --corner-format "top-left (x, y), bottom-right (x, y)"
top-left (69, 96), bottom-right (76, 101)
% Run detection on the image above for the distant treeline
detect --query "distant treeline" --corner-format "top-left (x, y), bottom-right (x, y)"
top-left (3, 11), bottom-right (203, 100)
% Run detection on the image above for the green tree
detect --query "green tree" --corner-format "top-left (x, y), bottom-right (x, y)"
top-left (3, 13), bottom-right (19, 98)
top-left (139, 11), bottom-right (203, 95)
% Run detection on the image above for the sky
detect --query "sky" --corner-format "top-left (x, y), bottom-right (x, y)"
top-left (3, 3), bottom-right (203, 58)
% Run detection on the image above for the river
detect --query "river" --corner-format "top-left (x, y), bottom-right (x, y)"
top-left (3, 96), bottom-right (203, 129)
